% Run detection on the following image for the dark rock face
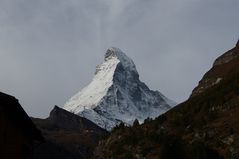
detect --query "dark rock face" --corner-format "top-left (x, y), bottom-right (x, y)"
top-left (46, 106), bottom-right (107, 132)
top-left (213, 48), bottom-right (239, 66)
top-left (32, 106), bottom-right (107, 159)
top-left (0, 92), bottom-right (44, 159)
top-left (0, 92), bottom-right (106, 159)
top-left (191, 42), bottom-right (239, 97)
top-left (92, 58), bottom-right (173, 129)
top-left (0, 92), bottom-right (90, 159)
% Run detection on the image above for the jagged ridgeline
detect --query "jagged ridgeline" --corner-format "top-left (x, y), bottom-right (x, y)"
top-left (64, 47), bottom-right (176, 130)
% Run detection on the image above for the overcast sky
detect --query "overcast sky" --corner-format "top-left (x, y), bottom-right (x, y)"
top-left (0, 0), bottom-right (238, 118)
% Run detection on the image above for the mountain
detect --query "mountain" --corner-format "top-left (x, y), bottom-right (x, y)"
top-left (33, 106), bottom-right (107, 133)
top-left (93, 41), bottom-right (239, 159)
top-left (32, 106), bottom-right (107, 159)
top-left (0, 90), bottom-right (107, 159)
top-left (63, 47), bottom-right (175, 130)
top-left (192, 39), bottom-right (239, 97)
top-left (0, 92), bottom-right (90, 159)
top-left (0, 92), bottom-right (44, 159)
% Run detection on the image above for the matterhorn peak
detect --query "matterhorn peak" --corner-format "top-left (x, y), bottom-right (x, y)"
top-left (105, 47), bottom-right (124, 60)
top-left (104, 47), bottom-right (137, 72)
top-left (64, 48), bottom-right (175, 130)
top-left (105, 47), bottom-right (130, 62)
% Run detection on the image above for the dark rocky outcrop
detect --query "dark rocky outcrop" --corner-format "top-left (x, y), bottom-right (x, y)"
top-left (34, 106), bottom-right (108, 132)
top-left (192, 41), bottom-right (239, 97)
top-left (0, 92), bottom-right (107, 159)
top-left (32, 106), bottom-right (107, 159)
top-left (0, 92), bottom-right (44, 159)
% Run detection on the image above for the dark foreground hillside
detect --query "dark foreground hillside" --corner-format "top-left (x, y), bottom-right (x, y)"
top-left (0, 92), bottom-right (44, 159)
top-left (93, 41), bottom-right (239, 159)
top-left (0, 91), bottom-right (107, 159)
top-left (32, 106), bottom-right (108, 159)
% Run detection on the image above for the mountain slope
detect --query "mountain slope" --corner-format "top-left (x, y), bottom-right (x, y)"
top-left (32, 106), bottom-right (107, 159)
top-left (0, 91), bottom-right (105, 159)
top-left (0, 92), bottom-right (44, 159)
top-left (192, 40), bottom-right (239, 97)
top-left (93, 41), bottom-right (239, 159)
top-left (64, 47), bottom-right (175, 130)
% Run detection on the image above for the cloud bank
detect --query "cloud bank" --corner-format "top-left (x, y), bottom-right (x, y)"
top-left (0, 0), bottom-right (238, 117)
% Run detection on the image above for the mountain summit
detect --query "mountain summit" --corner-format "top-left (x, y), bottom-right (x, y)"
top-left (63, 48), bottom-right (175, 130)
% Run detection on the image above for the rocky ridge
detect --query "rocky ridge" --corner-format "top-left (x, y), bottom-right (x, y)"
top-left (191, 41), bottom-right (239, 97)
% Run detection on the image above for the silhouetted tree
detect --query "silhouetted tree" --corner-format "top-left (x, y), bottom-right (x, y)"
top-left (133, 119), bottom-right (139, 127)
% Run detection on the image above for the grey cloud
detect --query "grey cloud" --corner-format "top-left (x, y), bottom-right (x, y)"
top-left (0, 0), bottom-right (238, 117)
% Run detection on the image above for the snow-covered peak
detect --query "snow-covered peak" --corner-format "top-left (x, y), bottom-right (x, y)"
top-left (64, 48), bottom-right (175, 130)
top-left (65, 49), bottom-right (120, 113)
top-left (104, 47), bottom-right (137, 73)
top-left (105, 47), bottom-right (128, 61)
